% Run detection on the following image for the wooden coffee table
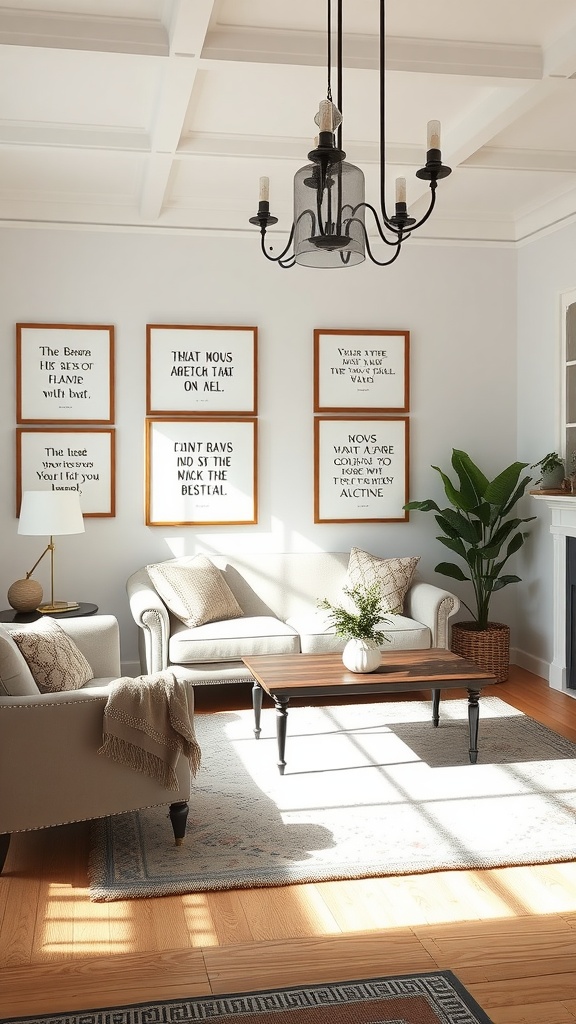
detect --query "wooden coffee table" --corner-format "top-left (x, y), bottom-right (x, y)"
top-left (242, 649), bottom-right (496, 774)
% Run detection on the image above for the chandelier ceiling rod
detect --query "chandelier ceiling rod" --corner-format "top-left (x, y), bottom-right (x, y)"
top-left (249, 0), bottom-right (451, 269)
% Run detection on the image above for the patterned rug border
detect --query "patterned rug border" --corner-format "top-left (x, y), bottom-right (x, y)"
top-left (0, 971), bottom-right (494, 1024)
top-left (89, 696), bottom-right (576, 900)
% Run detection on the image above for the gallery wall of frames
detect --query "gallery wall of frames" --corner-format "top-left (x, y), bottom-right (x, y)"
top-left (15, 323), bottom-right (410, 526)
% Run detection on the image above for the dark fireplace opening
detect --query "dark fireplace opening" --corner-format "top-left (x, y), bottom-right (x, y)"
top-left (567, 537), bottom-right (576, 689)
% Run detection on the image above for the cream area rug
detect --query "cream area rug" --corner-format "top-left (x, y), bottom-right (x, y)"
top-left (88, 696), bottom-right (576, 900)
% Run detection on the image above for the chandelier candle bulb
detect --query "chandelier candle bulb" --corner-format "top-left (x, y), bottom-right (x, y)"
top-left (395, 177), bottom-right (406, 204)
top-left (259, 176), bottom-right (269, 203)
top-left (427, 119), bottom-right (441, 150)
top-left (318, 99), bottom-right (333, 133)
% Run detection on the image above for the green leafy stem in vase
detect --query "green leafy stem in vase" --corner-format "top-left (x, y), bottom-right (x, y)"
top-left (318, 583), bottom-right (391, 644)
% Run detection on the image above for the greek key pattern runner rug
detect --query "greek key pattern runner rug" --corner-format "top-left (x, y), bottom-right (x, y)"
top-left (0, 972), bottom-right (493, 1024)
top-left (89, 696), bottom-right (576, 900)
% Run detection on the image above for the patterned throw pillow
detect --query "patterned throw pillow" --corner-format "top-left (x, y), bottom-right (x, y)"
top-left (10, 617), bottom-right (93, 693)
top-left (147, 555), bottom-right (244, 628)
top-left (344, 547), bottom-right (420, 614)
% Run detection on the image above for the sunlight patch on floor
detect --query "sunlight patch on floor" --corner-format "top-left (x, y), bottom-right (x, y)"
top-left (182, 893), bottom-right (218, 945)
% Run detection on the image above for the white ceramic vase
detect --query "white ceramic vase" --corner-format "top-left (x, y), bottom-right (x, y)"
top-left (342, 637), bottom-right (381, 673)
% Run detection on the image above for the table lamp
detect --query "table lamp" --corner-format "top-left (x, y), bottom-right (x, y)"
top-left (8, 490), bottom-right (85, 614)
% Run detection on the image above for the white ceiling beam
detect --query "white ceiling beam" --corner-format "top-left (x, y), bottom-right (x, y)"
top-left (543, 12), bottom-right (576, 79)
top-left (139, 0), bottom-right (216, 221)
top-left (5, 127), bottom-right (574, 177)
top-left (462, 148), bottom-right (576, 174)
top-left (0, 9), bottom-right (168, 56)
top-left (176, 132), bottom-right (576, 175)
top-left (201, 27), bottom-right (542, 80)
top-left (0, 124), bottom-right (149, 151)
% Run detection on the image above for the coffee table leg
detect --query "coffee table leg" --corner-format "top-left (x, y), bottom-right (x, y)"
top-left (252, 681), bottom-right (263, 738)
top-left (467, 688), bottom-right (480, 763)
top-left (274, 695), bottom-right (290, 775)
top-left (431, 688), bottom-right (440, 726)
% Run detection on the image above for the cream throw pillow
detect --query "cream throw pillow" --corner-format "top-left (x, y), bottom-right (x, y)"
top-left (344, 547), bottom-right (420, 614)
top-left (10, 617), bottom-right (93, 693)
top-left (147, 556), bottom-right (244, 628)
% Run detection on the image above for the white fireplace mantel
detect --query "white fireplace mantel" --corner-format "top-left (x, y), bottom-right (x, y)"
top-left (531, 492), bottom-right (576, 690)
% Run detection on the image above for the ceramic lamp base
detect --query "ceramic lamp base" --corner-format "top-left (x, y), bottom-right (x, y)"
top-left (7, 578), bottom-right (43, 613)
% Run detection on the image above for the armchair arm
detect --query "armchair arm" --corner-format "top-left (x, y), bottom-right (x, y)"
top-left (404, 581), bottom-right (460, 649)
top-left (0, 688), bottom-right (191, 833)
top-left (126, 569), bottom-right (170, 673)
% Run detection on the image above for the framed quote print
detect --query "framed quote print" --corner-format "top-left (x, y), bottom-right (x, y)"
top-left (16, 428), bottom-right (116, 517)
top-left (146, 324), bottom-right (257, 416)
top-left (314, 329), bottom-right (409, 413)
top-left (146, 418), bottom-right (258, 526)
top-left (16, 323), bottom-right (114, 424)
top-left (314, 416), bottom-right (409, 523)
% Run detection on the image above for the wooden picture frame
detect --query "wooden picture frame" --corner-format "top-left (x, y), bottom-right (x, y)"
top-left (16, 428), bottom-right (116, 517)
top-left (146, 418), bottom-right (258, 526)
top-left (16, 323), bottom-right (114, 424)
top-left (314, 329), bottom-right (409, 413)
top-left (314, 416), bottom-right (409, 523)
top-left (146, 324), bottom-right (257, 416)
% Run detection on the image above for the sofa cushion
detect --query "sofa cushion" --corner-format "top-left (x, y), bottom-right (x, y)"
top-left (285, 610), bottom-right (345, 655)
top-left (344, 547), bottom-right (420, 614)
top-left (147, 555), bottom-right (244, 628)
top-left (169, 615), bottom-right (300, 664)
top-left (0, 624), bottom-right (39, 696)
top-left (286, 610), bottom-right (430, 653)
top-left (380, 615), bottom-right (431, 649)
top-left (10, 617), bottom-right (93, 693)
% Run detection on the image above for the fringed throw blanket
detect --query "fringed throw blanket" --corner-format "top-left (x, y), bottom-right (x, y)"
top-left (99, 672), bottom-right (201, 790)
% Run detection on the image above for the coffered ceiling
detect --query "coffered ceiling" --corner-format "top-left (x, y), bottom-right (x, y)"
top-left (1, 0), bottom-right (576, 245)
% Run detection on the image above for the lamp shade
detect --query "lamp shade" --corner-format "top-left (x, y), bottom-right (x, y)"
top-left (18, 490), bottom-right (85, 536)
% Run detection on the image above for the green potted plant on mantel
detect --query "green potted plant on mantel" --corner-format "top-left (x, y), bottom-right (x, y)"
top-left (404, 449), bottom-right (535, 682)
top-left (531, 452), bottom-right (565, 491)
top-left (318, 582), bottom-right (390, 673)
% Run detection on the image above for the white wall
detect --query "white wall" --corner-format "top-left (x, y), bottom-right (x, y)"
top-left (0, 226), bottom-right (518, 671)
top-left (516, 220), bottom-right (576, 675)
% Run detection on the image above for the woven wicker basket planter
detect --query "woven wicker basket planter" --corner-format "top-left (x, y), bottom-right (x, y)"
top-left (450, 621), bottom-right (510, 683)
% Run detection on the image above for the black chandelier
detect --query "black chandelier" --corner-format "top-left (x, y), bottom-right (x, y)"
top-left (249, 0), bottom-right (451, 269)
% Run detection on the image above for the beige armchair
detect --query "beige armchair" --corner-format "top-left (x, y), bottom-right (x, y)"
top-left (0, 614), bottom-right (192, 874)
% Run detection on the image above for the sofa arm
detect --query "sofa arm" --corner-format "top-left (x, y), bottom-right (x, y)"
top-left (126, 569), bottom-right (170, 673)
top-left (6, 613), bottom-right (122, 679)
top-left (404, 581), bottom-right (460, 648)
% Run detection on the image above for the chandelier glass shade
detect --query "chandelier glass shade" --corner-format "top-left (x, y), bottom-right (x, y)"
top-left (249, 0), bottom-right (451, 269)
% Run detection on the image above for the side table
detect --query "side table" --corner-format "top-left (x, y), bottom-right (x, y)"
top-left (0, 603), bottom-right (98, 624)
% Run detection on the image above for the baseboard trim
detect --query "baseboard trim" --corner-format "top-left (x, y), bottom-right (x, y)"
top-left (510, 646), bottom-right (549, 682)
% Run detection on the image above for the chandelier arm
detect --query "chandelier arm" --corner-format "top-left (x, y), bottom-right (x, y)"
top-left (259, 222), bottom-right (296, 264)
top-left (352, 203), bottom-right (404, 246)
top-left (343, 215), bottom-right (403, 265)
top-left (378, 0), bottom-right (392, 226)
top-left (364, 233), bottom-right (403, 267)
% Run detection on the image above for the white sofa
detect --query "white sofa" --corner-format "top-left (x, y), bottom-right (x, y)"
top-left (126, 552), bottom-right (460, 685)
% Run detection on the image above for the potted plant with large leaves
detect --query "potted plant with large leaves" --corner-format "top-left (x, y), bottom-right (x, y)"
top-left (404, 449), bottom-right (535, 681)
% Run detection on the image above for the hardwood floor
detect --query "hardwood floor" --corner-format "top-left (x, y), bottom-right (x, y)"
top-left (2, 667), bottom-right (576, 1023)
